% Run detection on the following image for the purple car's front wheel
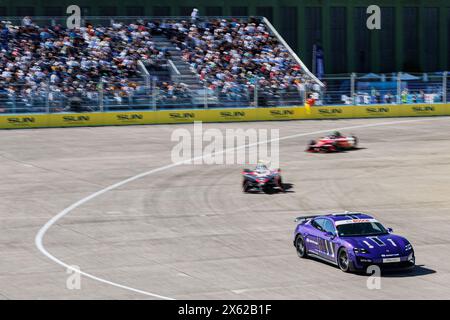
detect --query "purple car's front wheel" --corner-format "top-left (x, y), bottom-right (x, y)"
top-left (338, 248), bottom-right (350, 272)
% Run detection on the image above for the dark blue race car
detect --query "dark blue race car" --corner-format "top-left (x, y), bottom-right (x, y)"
top-left (293, 212), bottom-right (415, 273)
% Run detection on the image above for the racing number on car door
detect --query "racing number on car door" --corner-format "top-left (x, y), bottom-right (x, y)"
top-left (317, 238), bottom-right (335, 258)
top-left (310, 218), bottom-right (334, 258)
top-left (317, 219), bottom-right (337, 259)
top-left (308, 219), bottom-right (325, 254)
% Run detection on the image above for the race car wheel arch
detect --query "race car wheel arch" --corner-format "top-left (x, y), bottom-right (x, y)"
top-left (349, 136), bottom-right (359, 148)
top-left (277, 176), bottom-right (284, 189)
top-left (242, 180), bottom-right (251, 193)
top-left (332, 141), bottom-right (342, 151)
top-left (337, 247), bottom-right (351, 272)
top-left (295, 235), bottom-right (308, 258)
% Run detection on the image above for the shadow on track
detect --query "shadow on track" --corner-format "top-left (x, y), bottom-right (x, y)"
top-left (380, 265), bottom-right (437, 278)
top-left (306, 147), bottom-right (367, 154)
top-left (302, 256), bottom-right (436, 278)
top-left (245, 183), bottom-right (295, 194)
top-left (350, 264), bottom-right (437, 278)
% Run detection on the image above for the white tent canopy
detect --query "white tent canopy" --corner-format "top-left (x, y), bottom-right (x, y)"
top-left (397, 73), bottom-right (420, 81)
top-left (359, 73), bottom-right (382, 80)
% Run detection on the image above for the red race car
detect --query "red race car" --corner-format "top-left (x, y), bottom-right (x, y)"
top-left (306, 131), bottom-right (358, 153)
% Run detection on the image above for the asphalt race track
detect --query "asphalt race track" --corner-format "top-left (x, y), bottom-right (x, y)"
top-left (1, 117), bottom-right (450, 299)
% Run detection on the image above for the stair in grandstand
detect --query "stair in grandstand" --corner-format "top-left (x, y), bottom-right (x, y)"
top-left (152, 35), bottom-right (205, 90)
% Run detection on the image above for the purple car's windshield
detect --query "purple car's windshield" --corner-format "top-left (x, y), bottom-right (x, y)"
top-left (337, 222), bottom-right (388, 237)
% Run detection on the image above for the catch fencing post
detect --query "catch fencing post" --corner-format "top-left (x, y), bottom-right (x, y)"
top-left (397, 72), bottom-right (402, 104)
top-left (46, 80), bottom-right (50, 113)
top-left (350, 73), bottom-right (356, 105)
top-left (12, 90), bottom-right (16, 114)
top-left (443, 71), bottom-right (447, 104)
top-left (145, 75), bottom-right (151, 109)
top-left (98, 79), bottom-right (104, 112)
top-left (204, 84), bottom-right (208, 109)
top-left (254, 83), bottom-right (258, 107)
top-left (145, 75), bottom-right (150, 93)
top-left (152, 77), bottom-right (157, 111)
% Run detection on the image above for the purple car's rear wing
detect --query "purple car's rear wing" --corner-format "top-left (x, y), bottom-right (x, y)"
top-left (294, 211), bottom-right (367, 223)
top-left (294, 215), bottom-right (319, 223)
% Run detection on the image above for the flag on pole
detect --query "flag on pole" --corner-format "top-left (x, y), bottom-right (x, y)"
top-left (315, 44), bottom-right (325, 79)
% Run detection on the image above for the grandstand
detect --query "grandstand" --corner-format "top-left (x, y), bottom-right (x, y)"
top-left (0, 16), bottom-right (323, 113)
top-left (1, 15), bottom-right (449, 114)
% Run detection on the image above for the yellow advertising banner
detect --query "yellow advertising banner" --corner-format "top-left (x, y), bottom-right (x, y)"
top-left (49, 113), bottom-right (105, 127)
top-left (352, 105), bottom-right (400, 118)
top-left (2, 104), bottom-right (450, 129)
top-left (155, 110), bottom-right (199, 124)
top-left (155, 108), bottom-right (260, 123)
top-left (0, 114), bottom-right (49, 129)
top-left (212, 108), bottom-right (259, 122)
top-left (398, 104), bottom-right (450, 117)
top-left (257, 107), bottom-right (305, 121)
top-left (309, 106), bottom-right (356, 119)
top-left (103, 111), bottom-right (157, 126)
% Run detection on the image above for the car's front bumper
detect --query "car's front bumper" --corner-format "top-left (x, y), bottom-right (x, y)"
top-left (306, 145), bottom-right (336, 152)
top-left (351, 252), bottom-right (415, 272)
top-left (247, 181), bottom-right (278, 189)
top-left (355, 260), bottom-right (415, 272)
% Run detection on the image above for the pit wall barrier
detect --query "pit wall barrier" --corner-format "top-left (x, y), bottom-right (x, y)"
top-left (1, 103), bottom-right (449, 129)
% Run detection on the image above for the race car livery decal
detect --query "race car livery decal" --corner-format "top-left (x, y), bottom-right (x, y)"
top-left (334, 218), bottom-right (378, 226)
top-left (324, 239), bottom-right (335, 257)
top-left (367, 236), bottom-right (386, 246)
top-left (317, 238), bottom-right (335, 257)
top-left (387, 239), bottom-right (398, 247)
top-left (381, 253), bottom-right (400, 258)
top-left (363, 240), bottom-right (374, 249)
top-left (306, 238), bottom-right (318, 245)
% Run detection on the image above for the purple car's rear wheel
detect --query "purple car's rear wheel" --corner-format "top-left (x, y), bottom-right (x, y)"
top-left (338, 248), bottom-right (350, 272)
top-left (295, 236), bottom-right (308, 258)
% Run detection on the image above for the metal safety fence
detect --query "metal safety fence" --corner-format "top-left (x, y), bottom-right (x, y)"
top-left (0, 79), bottom-right (308, 113)
top-left (2, 72), bottom-right (449, 113)
top-left (320, 72), bottom-right (447, 106)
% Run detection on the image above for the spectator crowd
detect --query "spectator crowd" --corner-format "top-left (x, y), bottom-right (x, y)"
top-left (3, 15), bottom-right (443, 113)
top-left (0, 16), bottom-right (319, 112)
top-left (0, 18), bottom-right (185, 111)
top-left (162, 17), bottom-right (315, 105)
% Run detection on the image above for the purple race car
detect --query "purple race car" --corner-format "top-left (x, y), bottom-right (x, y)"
top-left (293, 212), bottom-right (415, 273)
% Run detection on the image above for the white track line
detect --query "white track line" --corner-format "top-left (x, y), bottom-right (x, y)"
top-left (34, 118), bottom-right (443, 299)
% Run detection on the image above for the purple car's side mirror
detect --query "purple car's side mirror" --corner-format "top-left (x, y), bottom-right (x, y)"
top-left (387, 228), bottom-right (393, 233)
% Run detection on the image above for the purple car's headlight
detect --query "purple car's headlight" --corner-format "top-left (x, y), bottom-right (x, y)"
top-left (353, 248), bottom-right (370, 254)
top-left (405, 243), bottom-right (413, 251)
